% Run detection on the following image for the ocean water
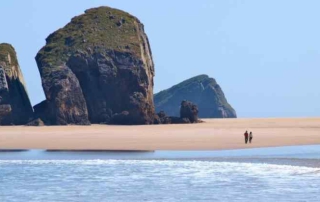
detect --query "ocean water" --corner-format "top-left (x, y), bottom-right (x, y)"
top-left (1, 146), bottom-right (320, 202)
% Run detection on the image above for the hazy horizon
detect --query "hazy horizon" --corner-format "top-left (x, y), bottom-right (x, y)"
top-left (0, 0), bottom-right (319, 118)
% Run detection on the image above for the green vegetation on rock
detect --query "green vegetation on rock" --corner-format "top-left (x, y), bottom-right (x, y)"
top-left (0, 43), bottom-right (19, 67)
top-left (37, 6), bottom-right (142, 70)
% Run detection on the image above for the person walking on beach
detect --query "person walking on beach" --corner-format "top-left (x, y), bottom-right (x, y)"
top-left (244, 131), bottom-right (249, 144)
top-left (249, 132), bottom-right (253, 144)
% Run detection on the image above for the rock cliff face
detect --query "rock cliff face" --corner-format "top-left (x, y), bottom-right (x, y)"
top-left (154, 75), bottom-right (236, 118)
top-left (35, 6), bottom-right (155, 125)
top-left (0, 43), bottom-right (33, 125)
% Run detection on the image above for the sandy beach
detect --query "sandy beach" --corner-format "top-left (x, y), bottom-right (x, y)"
top-left (0, 118), bottom-right (319, 150)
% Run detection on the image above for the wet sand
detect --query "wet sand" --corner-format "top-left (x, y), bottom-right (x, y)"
top-left (0, 118), bottom-right (319, 150)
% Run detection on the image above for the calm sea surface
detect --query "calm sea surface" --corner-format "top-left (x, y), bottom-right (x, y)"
top-left (1, 145), bottom-right (320, 202)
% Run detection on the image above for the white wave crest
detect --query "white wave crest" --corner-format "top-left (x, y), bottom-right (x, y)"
top-left (0, 159), bottom-right (319, 176)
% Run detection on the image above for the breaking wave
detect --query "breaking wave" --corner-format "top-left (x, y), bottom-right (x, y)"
top-left (1, 160), bottom-right (319, 202)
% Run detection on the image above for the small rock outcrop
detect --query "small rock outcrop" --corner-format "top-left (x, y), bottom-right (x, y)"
top-left (156, 101), bottom-right (200, 124)
top-left (0, 43), bottom-right (33, 125)
top-left (26, 118), bottom-right (45, 126)
top-left (180, 100), bottom-right (199, 123)
top-left (154, 75), bottom-right (236, 118)
top-left (35, 6), bottom-right (155, 125)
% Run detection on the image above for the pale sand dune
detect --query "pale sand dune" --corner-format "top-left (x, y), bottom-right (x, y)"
top-left (0, 118), bottom-right (319, 150)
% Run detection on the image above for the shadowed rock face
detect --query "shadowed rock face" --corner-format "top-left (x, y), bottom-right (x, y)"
top-left (0, 43), bottom-right (33, 125)
top-left (154, 75), bottom-right (236, 118)
top-left (35, 6), bottom-right (155, 125)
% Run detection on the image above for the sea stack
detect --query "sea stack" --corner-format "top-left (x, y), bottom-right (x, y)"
top-left (0, 43), bottom-right (33, 125)
top-left (35, 6), bottom-right (155, 125)
top-left (154, 75), bottom-right (236, 118)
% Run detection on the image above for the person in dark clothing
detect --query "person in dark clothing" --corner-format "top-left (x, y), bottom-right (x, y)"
top-left (249, 132), bottom-right (253, 143)
top-left (244, 131), bottom-right (249, 144)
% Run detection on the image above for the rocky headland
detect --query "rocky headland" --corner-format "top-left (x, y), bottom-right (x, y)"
top-left (154, 75), bottom-right (236, 118)
top-left (0, 43), bottom-right (33, 125)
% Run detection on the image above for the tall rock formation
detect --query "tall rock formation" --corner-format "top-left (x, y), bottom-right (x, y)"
top-left (154, 75), bottom-right (236, 118)
top-left (0, 43), bottom-right (33, 125)
top-left (35, 6), bottom-right (155, 125)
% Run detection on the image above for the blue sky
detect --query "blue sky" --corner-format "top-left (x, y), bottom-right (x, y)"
top-left (0, 0), bottom-right (319, 118)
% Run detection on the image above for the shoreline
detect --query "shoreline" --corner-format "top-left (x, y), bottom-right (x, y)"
top-left (0, 118), bottom-right (319, 150)
top-left (1, 144), bottom-right (320, 152)
top-left (1, 146), bottom-right (320, 166)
